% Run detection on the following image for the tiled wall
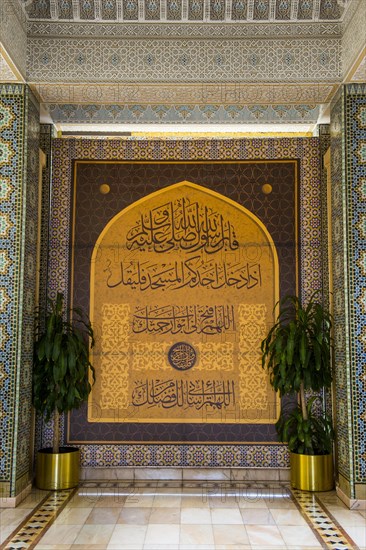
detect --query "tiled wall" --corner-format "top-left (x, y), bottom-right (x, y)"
top-left (34, 123), bottom-right (54, 455)
top-left (331, 83), bottom-right (366, 500)
top-left (44, 136), bottom-right (322, 470)
top-left (0, 84), bottom-right (39, 498)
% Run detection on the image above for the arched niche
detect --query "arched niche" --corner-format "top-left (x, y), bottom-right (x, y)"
top-left (89, 181), bottom-right (279, 425)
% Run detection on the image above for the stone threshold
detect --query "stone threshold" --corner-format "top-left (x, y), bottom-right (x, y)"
top-left (80, 467), bottom-right (290, 483)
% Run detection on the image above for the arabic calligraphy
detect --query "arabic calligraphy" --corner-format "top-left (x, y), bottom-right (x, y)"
top-left (133, 305), bottom-right (235, 335)
top-left (132, 379), bottom-right (235, 410)
top-left (126, 198), bottom-right (239, 254)
top-left (168, 342), bottom-right (197, 371)
top-left (105, 257), bottom-right (261, 291)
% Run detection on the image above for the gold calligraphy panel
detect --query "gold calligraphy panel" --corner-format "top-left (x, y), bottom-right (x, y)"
top-left (89, 182), bottom-right (279, 423)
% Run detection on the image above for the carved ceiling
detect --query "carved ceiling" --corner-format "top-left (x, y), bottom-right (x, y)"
top-left (1, 0), bottom-right (365, 132)
top-left (25, 0), bottom-right (345, 23)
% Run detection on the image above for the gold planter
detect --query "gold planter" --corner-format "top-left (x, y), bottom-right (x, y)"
top-left (290, 451), bottom-right (334, 491)
top-left (36, 447), bottom-right (80, 490)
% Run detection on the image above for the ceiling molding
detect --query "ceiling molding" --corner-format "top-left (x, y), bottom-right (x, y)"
top-left (26, 20), bottom-right (342, 38)
top-left (46, 103), bottom-right (321, 125)
top-left (30, 82), bottom-right (337, 105)
top-left (3, 0), bottom-right (358, 132)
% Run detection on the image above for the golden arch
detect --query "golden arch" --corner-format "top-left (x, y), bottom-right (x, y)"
top-left (89, 181), bottom-right (279, 424)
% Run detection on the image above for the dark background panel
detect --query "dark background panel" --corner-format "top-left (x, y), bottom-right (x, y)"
top-left (69, 160), bottom-right (298, 443)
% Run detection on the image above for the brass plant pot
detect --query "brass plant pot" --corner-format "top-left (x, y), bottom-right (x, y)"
top-left (290, 451), bottom-right (334, 491)
top-left (36, 447), bottom-right (80, 490)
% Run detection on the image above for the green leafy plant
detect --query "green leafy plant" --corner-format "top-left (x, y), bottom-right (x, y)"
top-left (33, 292), bottom-right (95, 453)
top-left (261, 293), bottom-right (334, 455)
top-left (275, 397), bottom-right (334, 454)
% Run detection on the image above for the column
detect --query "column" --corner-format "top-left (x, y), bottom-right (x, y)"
top-left (0, 84), bottom-right (40, 502)
top-left (330, 83), bottom-right (366, 504)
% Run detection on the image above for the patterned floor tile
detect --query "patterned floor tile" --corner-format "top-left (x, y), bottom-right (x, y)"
top-left (0, 483), bottom-right (363, 550)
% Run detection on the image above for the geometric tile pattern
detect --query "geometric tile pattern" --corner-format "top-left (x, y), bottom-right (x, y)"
top-left (291, 489), bottom-right (359, 549)
top-left (15, 89), bottom-right (40, 486)
top-left (330, 86), bottom-right (353, 487)
top-left (0, 85), bottom-right (25, 487)
top-left (46, 136), bottom-right (322, 467)
top-left (318, 123), bottom-right (333, 416)
top-left (0, 84), bottom-right (39, 497)
top-left (318, 124), bottom-right (331, 309)
top-left (27, 20), bottom-right (342, 38)
top-left (47, 103), bottom-right (321, 124)
top-left (34, 125), bottom-right (55, 466)
top-left (1, 489), bottom-right (76, 549)
top-left (331, 83), bottom-right (366, 497)
top-left (79, 444), bottom-right (290, 468)
top-left (27, 36), bottom-right (341, 83)
top-left (38, 124), bottom-right (53, 316)
top-left (346, 84), bottom-right (366, 486)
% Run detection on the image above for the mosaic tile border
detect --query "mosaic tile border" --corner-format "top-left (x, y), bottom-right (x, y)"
top-left (330, 86), bottom-right (352, 486)
top-left (319, 123), bottom-right (331, 303)
top-left (45, 136), bottom-right (322, 469)
top-left (345, 84), bottom-right (366, 485)
top-left (318, 123), bottom-right (333, 416)
top-left (0, 84), bottom-right (40, 497)
top-left (34, 124), bottom-right (54, 466)
top-left (0, 84), bottom-right (26, 486)
top-left (39, 123), bottom-right (53, 315)
top-left (330, 83), bottom-right (366, 496)
top-left (15, 88), bottom-right (40, 484)
top-left (79, 444), bottom-right (290, 469)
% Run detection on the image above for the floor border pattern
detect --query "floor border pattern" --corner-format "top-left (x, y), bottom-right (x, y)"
top-left (1, 488), bottom-right (77, 550)
top-left (291, 488), bottom-right (359, 549)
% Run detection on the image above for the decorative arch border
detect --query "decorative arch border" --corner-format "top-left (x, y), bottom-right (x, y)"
top-left (47, 136), bottom-right (322, 469)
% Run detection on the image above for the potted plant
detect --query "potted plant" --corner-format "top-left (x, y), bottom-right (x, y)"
top-left (33, 292), bottom-right (95, 490)
top-left (261, 293), bottom-right (334, 491)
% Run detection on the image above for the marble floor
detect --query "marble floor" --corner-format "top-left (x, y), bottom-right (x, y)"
top-left (0, 481), bottom-right (365, 550)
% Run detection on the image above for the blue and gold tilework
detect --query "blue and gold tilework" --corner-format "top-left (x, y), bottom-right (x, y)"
top-left (330, 86), bottom-right (352, 488)
top-left (331, 83), bottom-right (366, 501)
top-left (0, 84), bottom-right (39, 498)
top-left (79, 444), bottom-right (289, 469)
top-left (0, 85), bottom-right (25, 492)
top-left (346, 84), bottom-right (366, 489)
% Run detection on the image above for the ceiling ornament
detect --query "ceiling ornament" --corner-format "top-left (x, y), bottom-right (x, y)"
top-left (23, 0), bottom-right (346, 21)
top-left (31, 82), bottom-right (336, 105)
